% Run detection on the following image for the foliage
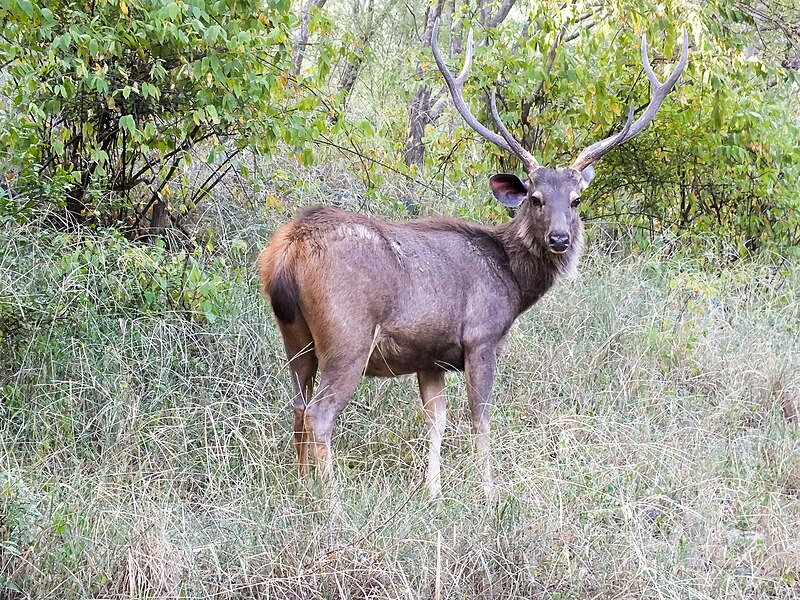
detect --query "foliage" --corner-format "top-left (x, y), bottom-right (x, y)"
top-left (2, 0), bottom-right (798, 254)
top-left (330, 0), bottom-right (800, 255)
top-left (459, 1), bottom-right (799, 253)
top-left (0, 223), bottom-right (245, 357)
top-left (1, 2), bottom-right (799, 594)
top-left (0, 0), bottom-right (331, 229)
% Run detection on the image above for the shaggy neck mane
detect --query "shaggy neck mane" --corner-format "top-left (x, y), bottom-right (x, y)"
top-left (495, 206), bottom-right (583, 313)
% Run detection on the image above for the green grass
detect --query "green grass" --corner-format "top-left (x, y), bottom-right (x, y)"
top-left (1, 214), bottom-right (799, 599)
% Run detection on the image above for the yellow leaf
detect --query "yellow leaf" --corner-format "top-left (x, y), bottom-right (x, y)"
top-left (120, 1), bottom-right (128, 15)
top-left (783, 571), bottom-right (797, 587)
top-left (266, 193), bottom-right (283, 210)
top-left (107, 96), bottom-right (116, 110)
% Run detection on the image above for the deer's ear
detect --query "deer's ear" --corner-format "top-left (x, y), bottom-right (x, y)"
top-left (489, 174), bottom-right (528, 208)
top-left (580, 165), bottom-right (595, 191)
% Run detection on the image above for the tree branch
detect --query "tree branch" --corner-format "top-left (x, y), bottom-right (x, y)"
top-left (484, 0), bottom-right (516, 29)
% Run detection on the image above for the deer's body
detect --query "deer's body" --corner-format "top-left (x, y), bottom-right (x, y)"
top-left (261, 203), bottom-right (581, 377)
top-left (258, 19), bottom-right (687, 497)
top-left (259, 171), bottom-right (586, 496)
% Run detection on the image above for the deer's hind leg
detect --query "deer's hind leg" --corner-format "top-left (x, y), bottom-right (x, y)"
top-left (278, 316), bottom-right (318, 477)
top-left (302, 323), bottom-right (377, 480)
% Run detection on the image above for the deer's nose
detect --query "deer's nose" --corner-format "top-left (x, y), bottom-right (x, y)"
top-left (548, 233), bottom-right (570, 253)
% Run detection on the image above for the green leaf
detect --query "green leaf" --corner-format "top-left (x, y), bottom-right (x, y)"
top-left (205, 104), bottom-right (220, 124)
top-left (166, 2), bottom-right (181, 20)
top-left (119, 115), bottom-right (136, 134)
top-left (356, 119), bottom-right (375, 137)
top-left (16, 0), bottom-right (33, 17)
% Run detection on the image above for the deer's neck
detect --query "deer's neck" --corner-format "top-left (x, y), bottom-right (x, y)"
top-left (496, 214), bottom-right (583, 314)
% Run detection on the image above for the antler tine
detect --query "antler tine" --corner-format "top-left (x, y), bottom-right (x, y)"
top-left (455, 28), bottom-right (474, 83)
top-left (431, 18), bottom-right (540, 172)
top-left (571, 26), bottom-right (689, 172)
top-left (570, 100), bottom-right (636, 171)
top-left (489, 88), bottom-right (540, 173)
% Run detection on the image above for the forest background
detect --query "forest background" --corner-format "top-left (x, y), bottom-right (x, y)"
top-left (1, 0), bottom-right (799, 597)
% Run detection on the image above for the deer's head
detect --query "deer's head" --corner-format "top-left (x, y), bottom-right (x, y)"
top-left (432, 21), bottom-right (688, 256)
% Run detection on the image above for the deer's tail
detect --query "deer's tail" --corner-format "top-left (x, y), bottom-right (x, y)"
top-left (258, 225), bottom-right (301, 324)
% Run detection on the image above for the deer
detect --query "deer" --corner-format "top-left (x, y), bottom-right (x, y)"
top-left (258, 20), bottom-right (688, 498)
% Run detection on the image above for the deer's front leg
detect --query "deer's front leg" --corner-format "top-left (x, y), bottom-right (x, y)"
top-left (418, 370), bottom-right (447, 497)
top-left (465, 345), bottom-right (497, 499)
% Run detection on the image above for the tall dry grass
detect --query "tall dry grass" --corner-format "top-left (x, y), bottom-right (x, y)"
top-left (1, 192), bottom-right (798, 598)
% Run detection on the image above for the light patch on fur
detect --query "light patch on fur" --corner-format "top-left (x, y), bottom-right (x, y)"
top-left (366, 330), bottom-right (403, 376)
top-left (331, 223), bottom-right (380, 242)
top-left (389, 240), bottom-right (407, 262)
top-left (554, 225), bottom-right (585, 279)
top-left (516, 220), bottom-right (538, 253)
top-left (495, 333), bottom-right (509, 358)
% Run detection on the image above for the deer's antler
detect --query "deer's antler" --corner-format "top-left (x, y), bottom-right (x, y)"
top-left (432, 18), bottom-right (540, 173)
top-left (570, 27), bottom-right (689, 171)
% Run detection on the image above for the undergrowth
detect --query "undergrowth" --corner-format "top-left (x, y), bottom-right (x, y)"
top-left (1, 201), bottom-right (799, 599)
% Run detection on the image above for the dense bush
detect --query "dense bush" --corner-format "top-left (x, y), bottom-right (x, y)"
top-left (0, 223), bottom-right (246, 357)
top-left (406, 2), bottom-right (800, 254)
top-left (0, 0), bottom-right (332, 231)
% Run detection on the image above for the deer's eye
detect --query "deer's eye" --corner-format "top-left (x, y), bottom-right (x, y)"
top-left (531, 191), bottom-right (544, 206)
top-left (569, 191), bottom-right (581, 208)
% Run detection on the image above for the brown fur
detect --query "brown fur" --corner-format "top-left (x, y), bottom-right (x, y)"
top-left (259, 167), bottom-right (588, 494)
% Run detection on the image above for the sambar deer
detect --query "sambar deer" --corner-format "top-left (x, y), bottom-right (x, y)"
top-left (259, 21), bottom-right (688, 497)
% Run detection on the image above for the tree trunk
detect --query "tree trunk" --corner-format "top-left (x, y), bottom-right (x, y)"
top-left (404, 85), bottom-right (436, 170)
top-left (338, 41), bottom-right (367, 109)
top-left (149, 197), bottom-right (170, 238)
top-left (403, 0), bottom-right (445, 171)
top-left (64, 170), bottom-right (90, 226)
top-left (292, 0), bottom-right (328, 77)
top-left (338, 0), bottom-right (382, 109)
